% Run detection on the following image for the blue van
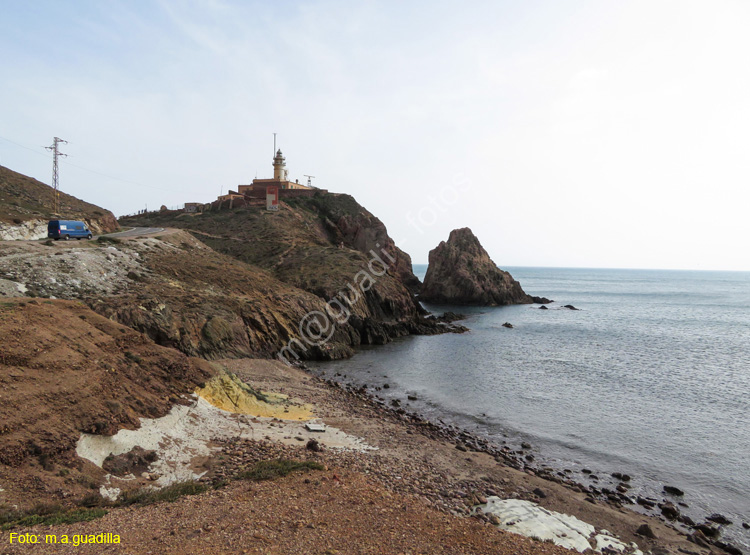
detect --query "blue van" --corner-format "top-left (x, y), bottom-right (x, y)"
top-left (48, 220), bottom-right (93, 240)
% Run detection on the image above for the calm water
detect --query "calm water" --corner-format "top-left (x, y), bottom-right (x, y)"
top-left (310, 266), bottom-right (750, 548)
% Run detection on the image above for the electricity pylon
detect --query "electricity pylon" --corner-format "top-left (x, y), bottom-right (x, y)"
top-left (45, 137), bottom-right (68, 215)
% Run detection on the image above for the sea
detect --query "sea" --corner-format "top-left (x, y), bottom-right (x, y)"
top-left (309, 266), bottom-right (750, 550)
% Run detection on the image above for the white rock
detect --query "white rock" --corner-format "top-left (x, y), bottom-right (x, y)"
top-left (480, 498), bottom-right (594, 552)
top-left (0, 220), bottom-right (47, 241)
top-left (0, 278), bottom-right (26, 297)
top-left (480, 497), bottom-right (642, 554)
top-left (99, 485), bottom-right (121, 502)
top-left (76, 396), bottom-right (375, 487)
top-left (595, 533), bottom-right (629, 553)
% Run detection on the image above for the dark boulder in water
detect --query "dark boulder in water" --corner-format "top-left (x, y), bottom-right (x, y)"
top-left (680, 515), bottom-right (696, 526)
top-left (439, 311), bottom-right (465, 322)
top-left (563, 304), bottom-right (580, 310)
top-left (659, 501), bottom-right (680, 519)
top-left (539, 305), bottom-right (549, 310)
top-left (707, 513), bottom-right (733, 525)
top-left (502, 322), bottom-right (513, 329)
top-left (663, 485), bottom-right (685, 496)
top-left (531, 296), bottom-right (553, 304)
top-left (637, 496), bottom-right (656, 508)
top-left (695, 523), bottom-right (720, 537)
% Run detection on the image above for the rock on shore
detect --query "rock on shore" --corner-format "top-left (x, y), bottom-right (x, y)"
top-left (420, 228), bottom-right (542, 306)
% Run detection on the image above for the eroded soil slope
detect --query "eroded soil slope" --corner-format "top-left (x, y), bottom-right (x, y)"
top-left (0, 298), bottom-right (213, 507)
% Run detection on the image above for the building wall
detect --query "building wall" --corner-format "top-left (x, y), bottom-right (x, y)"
top-left (280, 188), bottom-right (322, 198)
top-left (246, 178), bottom-right (313, 192)
top-left (217, 193), bottom-right (243, 202)
top-left (242, 188), bottom-right (324, 199)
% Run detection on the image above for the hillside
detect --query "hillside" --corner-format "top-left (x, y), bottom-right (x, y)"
top-left (0, 298), bottom-right (213, 509)
top-left (0, 230), bottom-right (460, 362)
top-left (118, 193), bottom-right (455, 356)
top-left (0, 165), bottom-right (118, 239)
top-left (121, 193), bottom-right (420, 292)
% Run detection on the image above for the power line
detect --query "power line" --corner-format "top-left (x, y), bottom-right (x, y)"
top-left (0, 135), bottom-right (51, 159)
top-left (0, 134), bottom-right (175, 193)
top-left (60, 158), bottom-right (174, 193)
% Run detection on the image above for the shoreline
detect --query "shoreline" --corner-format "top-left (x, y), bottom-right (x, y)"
top-left (2, 357), bottom-right (741, 554)
top-left (223, 359), bottom-right (725, 554)
top-left (295, 358), bottom-right (746, 555)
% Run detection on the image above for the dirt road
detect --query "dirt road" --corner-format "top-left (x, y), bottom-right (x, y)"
top-left (103, 227), bottom-right (166, 238)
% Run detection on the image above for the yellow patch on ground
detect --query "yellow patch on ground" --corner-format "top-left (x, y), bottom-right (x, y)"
top-left (196, 371), bottom-right (314, 420)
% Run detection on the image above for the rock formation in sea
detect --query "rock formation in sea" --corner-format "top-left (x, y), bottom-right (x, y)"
top-left (420, 227), bottom-right (549, 306)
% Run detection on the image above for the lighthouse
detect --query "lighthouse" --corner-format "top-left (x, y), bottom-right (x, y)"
top-left (273, 149), bottom-right (287, 181)
top-left (237, 144), bottom-right (315, 196)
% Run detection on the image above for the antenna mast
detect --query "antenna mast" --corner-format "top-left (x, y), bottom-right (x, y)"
top-left (304, 175), bottom-right (316, 187)
top-left (45, 137), bottom-right (68, 215)
top-left (273, 132), bottom-right (277, 156)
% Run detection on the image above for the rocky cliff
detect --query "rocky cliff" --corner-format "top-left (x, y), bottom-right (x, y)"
top-left (1, 226), bottom-right (461, 363)
top-left (0, 171), bottom-right (466, 362)
top-left (307, 194), bottom-right (421, 294)
top-left (420, 228), bottom-right (543, 306)
top-left (117, 193), bottom-right (457, 360)
top-left (0, 232), bottom-right (354, 361)
top-left (0, 165), bottom-right (119, 239)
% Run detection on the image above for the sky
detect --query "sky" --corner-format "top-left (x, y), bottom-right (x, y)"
top-left (1, 0), bottom-right (749, 271)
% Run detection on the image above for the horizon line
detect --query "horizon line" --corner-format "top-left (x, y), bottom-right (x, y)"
top-left (411, 263), bottom-right (750, 274)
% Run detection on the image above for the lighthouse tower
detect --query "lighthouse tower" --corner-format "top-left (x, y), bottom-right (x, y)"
top-left (237, 145), bottom-right (313, 196)
top-left (273, 149), bottom-right (287, 181)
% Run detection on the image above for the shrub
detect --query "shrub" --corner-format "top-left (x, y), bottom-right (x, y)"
top-left (117, 481), bottom-right (210, 507)
top-left (0, 502), bottom-right (107, 530)
top-left (6, 509), bottom-right (108, 529)
top-left (77, 493), bottom-right (104, 508)
top-left (236, 459), bottom-right (324, 482)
